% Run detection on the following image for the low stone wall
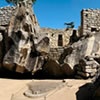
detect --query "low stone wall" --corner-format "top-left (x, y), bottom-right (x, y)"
top-left (0, 6), bottom-right (16, 26)
top-left (49, 48), bottom-right (64, 60)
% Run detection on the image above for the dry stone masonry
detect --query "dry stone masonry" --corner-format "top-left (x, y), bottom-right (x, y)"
top-left (81, 9), bottom-right (100, 36)
top-left (39, 28), bottom-right (73, 48)
top-left (0, 6), bottom-right (16, 26)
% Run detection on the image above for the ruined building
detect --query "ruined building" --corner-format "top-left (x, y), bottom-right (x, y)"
top-left (39, 28), bottom-right (74, 60)
top-left (81, 9), bottom-right (100, 36)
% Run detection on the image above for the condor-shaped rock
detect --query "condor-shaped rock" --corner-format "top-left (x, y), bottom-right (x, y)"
top-left (3, 2), bottom-right (47, 74)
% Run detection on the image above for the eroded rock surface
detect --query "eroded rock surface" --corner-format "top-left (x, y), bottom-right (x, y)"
top-left (2, 2), bottom-right (43, 74)
top-left (57, 32), bottom-right (100, 78)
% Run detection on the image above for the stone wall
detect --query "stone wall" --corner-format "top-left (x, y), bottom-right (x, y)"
top-left (39, 28), bottom-right (76, 61)
top-left (0, 6), bottom-right (16, 26)
top-left (49, 48), bottom-right (64, 60)
top-left (81, 9), bottom-right (100, 36)
top-left (40, 28), bottom-right (73, 48)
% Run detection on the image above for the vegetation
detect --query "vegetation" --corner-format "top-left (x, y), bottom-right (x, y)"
top-left (64, 22), bottom-right (74, 28)
top-left (6, 0), bottom-right (37, 5)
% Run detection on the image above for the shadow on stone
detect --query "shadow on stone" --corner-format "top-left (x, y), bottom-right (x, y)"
top-left (0, 67), bottom-right (73, 80)
top-left (0, 67), bottom-right (33, 80)
top-left (76, 83), bottom-right (93, 100)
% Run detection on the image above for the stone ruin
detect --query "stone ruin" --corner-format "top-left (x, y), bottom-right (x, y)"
top-left (0, 4), bottom-right (77, 78)
top-left (0, 4), bottom-right (100, 80)
top-left (81, 9), bottom-right (100, 36)
top-left (0, 2), bottom-right (100, 99)
top-left (0, 6), bottom-right (16, 26)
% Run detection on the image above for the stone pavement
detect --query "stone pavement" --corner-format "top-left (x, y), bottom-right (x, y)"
top-left (11, 79), bottom-right (92, 100)
top-left (0, 78), bottom-right (31, 100)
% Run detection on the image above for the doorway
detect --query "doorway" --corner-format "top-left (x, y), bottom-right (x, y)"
top-left (58, 34), bottom-right (63, 46)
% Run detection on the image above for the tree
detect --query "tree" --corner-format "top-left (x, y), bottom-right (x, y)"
top-left (6, 0), bottom-right (37, 5)
top-left (64, 22), bottom-right (74, 28)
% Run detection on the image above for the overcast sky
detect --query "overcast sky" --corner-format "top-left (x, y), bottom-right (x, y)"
top-left (0, 0), bottom-right (100, 29)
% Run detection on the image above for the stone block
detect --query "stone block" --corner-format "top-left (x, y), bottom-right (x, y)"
top-left (85, 68), bottom-right (97, 73)
top-left (77, 71), bottom-right (90, 78)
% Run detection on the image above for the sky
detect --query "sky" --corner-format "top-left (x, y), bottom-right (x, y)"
top-left (0, 0), bottom-right (100, 29)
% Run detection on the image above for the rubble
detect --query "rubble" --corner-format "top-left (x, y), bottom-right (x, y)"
top-left (74, 55), bottom-right (100, 78)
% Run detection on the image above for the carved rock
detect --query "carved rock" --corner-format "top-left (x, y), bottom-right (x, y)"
top-left (3, 2), bottom-right (41, 73)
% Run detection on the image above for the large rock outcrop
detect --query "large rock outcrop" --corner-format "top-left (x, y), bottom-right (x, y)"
top-left (60, 32), bottom-right (100, 78)
top-left (2, 2), bottom-right (45, 74)
top-left (65, 33), bottom-right (100, 68)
